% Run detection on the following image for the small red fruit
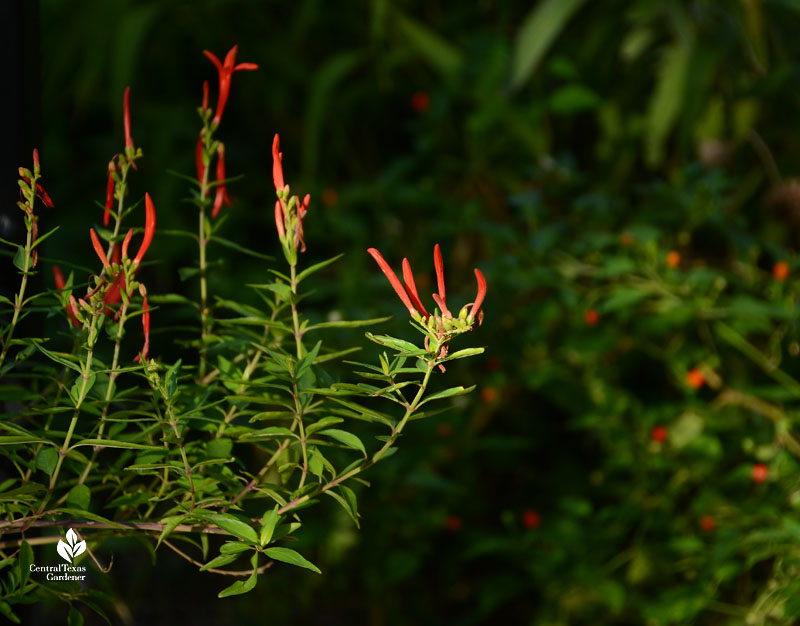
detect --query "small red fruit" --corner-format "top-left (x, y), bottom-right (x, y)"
top-left (699, 515), bottom-right (715, 532)
top-left (444, 515), bottom-right (462, 532)
top-left (411, 91), bottom-right (430, 113)
top-left (687, 368), bottom-right (705, 389)
top-left (585, 309), bottom-right (599, 326)
top-left (773, 261), bottom-right (790, 281)
top-left (666, 250), bottom-right (681, 268)
top-left (752, 463), bottom-right (768, 483)
top-left (436, 423), bottom-right (453, 438)
top-left (522, 510), bottom-right (540, 530)
top-left (651, 425), bottom-right (668, 443)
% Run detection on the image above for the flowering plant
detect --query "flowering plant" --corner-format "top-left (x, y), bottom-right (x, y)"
top-left (0, 46), bottom-right (484, 622)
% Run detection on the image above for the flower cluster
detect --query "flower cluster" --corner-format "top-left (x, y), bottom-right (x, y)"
top-left (17, 149), bottom-right (55, 268)
top-left (368, 244), bottom-right (486, 361)
top-left (272, 134), bottom-right (310, 260)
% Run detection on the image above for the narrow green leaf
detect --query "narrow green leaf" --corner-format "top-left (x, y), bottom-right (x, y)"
top-left (220, 541), bottom-right (253, 554)
top-left (296, 253), bottom-right (343, 283)
top-left (19, 541), bottom-right (33, 586)
top-left (316, 429), bottom-right (367, 456)
top-left (33, 343), bottom-right (82, 372)
top-left (305, 417), bottom-right (344, 435)
top-left (510, 0), bottom-right (588, 89)
top-left (66, 484), bottom-right (91, 510)
top-left (191, 511), bottom-right (259, 544)
top-left (443, 347), bottom-right (485, 361)
top-left (217, 553), bottom-right (259, 597)
top-left (200, 552), bottom-right (241, 571)
top-left (156, 515), bottom-right (185, 550)
top-left (260, 505), bottom-right (280, 546)
top-left (420, 385), bottom-right (476, 405)
top-left (263, 547), bottom-right (321, 574)
top-left (70, 439), bottom-right (160, 451)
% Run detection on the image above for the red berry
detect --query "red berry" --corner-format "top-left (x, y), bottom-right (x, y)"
top-left (752, 463), bottom-right (768, 483)
top-left (773, 261), bottom-right (790, 281)
top-left (699, 515), bottom-right (715, 532)
top-left (445, 515), bottom-right (462, 532)
top-left (666, 250), bottom-right (681, 268)
top-left (687, 368), bottom-right (705, 389)
top-left (585, 309), bottom-right (599, 326)
top-left (411, 91), bottom-right (430, 113)
top-left (651, 425), bottom-right (668, 443)
top-left (522, 510), bottom-right (540, 530)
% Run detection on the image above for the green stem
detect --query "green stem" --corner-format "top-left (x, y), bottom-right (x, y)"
top-left (198, 134), bottom-right (213, 378)
top-left (0, 207), bottom-right (34, 372)
top-left (278, 359), bottom-right (436, 515)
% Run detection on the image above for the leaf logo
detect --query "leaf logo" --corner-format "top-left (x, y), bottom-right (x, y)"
top-left (56, 528), bottom-right (86, 564)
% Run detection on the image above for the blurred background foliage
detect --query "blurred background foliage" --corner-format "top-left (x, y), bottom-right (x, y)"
top-left (12, 0), bottom-right (800, 623)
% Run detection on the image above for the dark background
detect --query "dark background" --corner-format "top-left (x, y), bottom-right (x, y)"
top-left (7, 0), bottom-right (800, 624)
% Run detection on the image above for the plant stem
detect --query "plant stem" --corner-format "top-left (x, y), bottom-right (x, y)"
top-left (278, 359), bottom-right (436, 516)
top-left (289, 263), bottom-right (309, 487)
top-left (197, 136), bottom-right (213, 378)
top-left (0, 207), bottom-right (34, 372)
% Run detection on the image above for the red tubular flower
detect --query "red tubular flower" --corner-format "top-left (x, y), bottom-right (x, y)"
top-left (274, 200), bottom-right (286, 238)
top-left (52, 266), bottom-right (80, 327)
top-left (104, 166), bottom-right (115, 226)
top-left (203, 46), bottom-right (258, 125)
top-left (132, 193), bottom-right (156, 266)
top-left (133, 295), bottom-right (150, 363)
top-left (33, 149), bottom-right (40, 171)
top-left (121, 228), bottom-right (134, 259)
top-left (470, 269), bottom-right (486, 321)
top-left (402, 258), bottom-right (429, 317)
top-left (195, 134), bottom-right (205, 183)
top-left (123, 86), bottom-right (134, 151)
top-left (272, 134), bottom-right (285, 191)
top-left (434, 243), bottom-right (446, 306)
top-left (367, 248), bottom-right (417, 316)
top-left (202, 80), bottom-right (209, 113)
top-left (104, 244), bottom-right (124, 306)
top-left (22, 176), bottom-right (54, 209)
top-left (212, 143), bottom-right (232, 219)
top-left (90, 229), bottom-right (111, 269)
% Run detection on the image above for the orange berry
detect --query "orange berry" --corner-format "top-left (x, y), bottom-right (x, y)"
top-left (687, 368), bottom-right (705, 389)
top-left (666, 251), bottom-right (681, 268)
top-left (445, 515), bottom-right (462, 532)
top-left (752, 463), bottom-right (768, 483)
top-left (585, 309), bottom-right (599, 326)
top-left (619, 232), bottom-right (634, 247)
top-left (436, 422), bottom-right (453, 438)
top-left (651, 425), bottom-right (668, 443)
top-left (699, 515), bottom-right (715, 532)
top-left (773, 261), bottom-right (790, 281)
top-left (321, 188), bottom-right (339, 208)
top-left (481, 387), bottom-right (497, 404)
top-left (411, 91), bottom-right (430, 113)
top-left (522, 509), bottom-right (540, 529)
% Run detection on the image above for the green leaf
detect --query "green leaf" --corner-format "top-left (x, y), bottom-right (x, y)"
top-left (0, 600), bottom-right (20, 624)
top-left (0, 435), bottom-right (52, 445)
top-left (33, 343), bottom-right (82, 372)
top-left (12, 246), bottom-right (27, 272)
top-left (36, 447), bottom-right (58, 475)
top-left (218, 553), bottom-right (259, 597)
top-left (191, 511), bottom-right (259, 544)
top-left (219, 541), bottom-right (253, 554)
top-left (18, 541), bottom-right (33, 587)
top-left (295, 341), bottom-right (321, 380)
top-left (32, 225), bottom-right (60, 248)
top-left (207, 438), bottom-right (233, 459)
top-left (212, 235), bottom-right (273, 260)
top-left (443, 347), bottom-right (485, 361)
top-left (67, 606), bottom-right (84, 626)
top-left (260, 505), bottom-right (280, 546)
top-left (645, 41), bottom-right (691, 167)
top-left (420, 385), bottom-right (476, 405)
top-left (200, 552), bottom-right (241, 571)
top-left (326, 485), bottom-right (360, 528)
top-left (305, 417), bottom-right (344, 435)
top-left (365, 332), bottom-right (421, 354)
top-left (70, 439), bottom-right (160, 451)
top-left (263, 547), bottom-right (321, 574)
top-left (66, 484), bottom-right (91, 510)
top-left (305, 316), bottom-right (391, 332)
top-left (238, 427), bottom-right (296, 440)
top-left (394, 11), bottom-right (463, 77)
top-left (178, 266), bottom-right (201, 281)
top-left (156, 515), bottom-right (186, 550)
top-left (296, 253), bottom-right (343, 283)
top-left (510, 0), bottom-right (588, 89)
top-left (316, 429), bottom-right (367, 456)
